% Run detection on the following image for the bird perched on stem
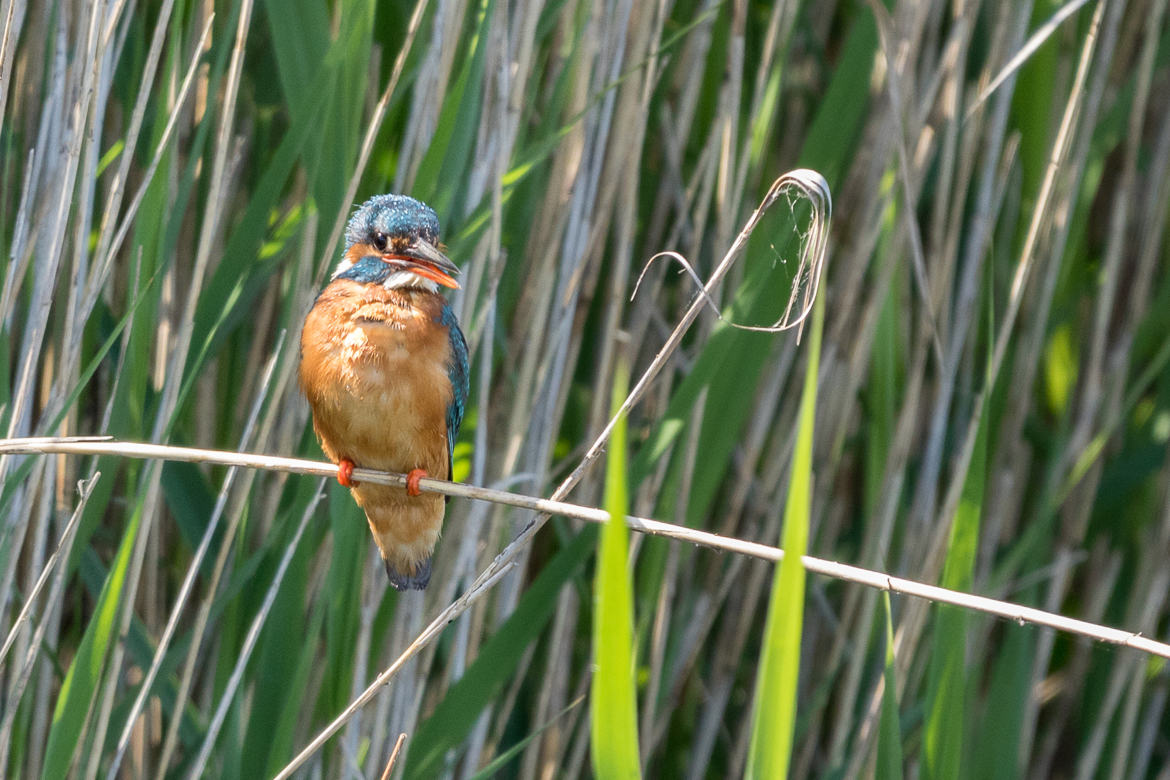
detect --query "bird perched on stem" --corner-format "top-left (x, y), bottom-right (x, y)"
top-left (299, 194), bottom-right (468, 590)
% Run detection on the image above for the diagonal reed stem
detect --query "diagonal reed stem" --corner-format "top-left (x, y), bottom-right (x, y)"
top-left (2, 436), bottom-right (1167, 663)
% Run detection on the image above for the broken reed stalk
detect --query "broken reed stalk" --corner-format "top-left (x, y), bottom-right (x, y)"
top-left (3, 436), bottom-right (1167, 663)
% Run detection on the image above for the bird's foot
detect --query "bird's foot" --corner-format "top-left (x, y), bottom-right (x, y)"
top-left (406, 468), bottom-right (428, 497)
top-left (337, 458), bottom-right (357, 487)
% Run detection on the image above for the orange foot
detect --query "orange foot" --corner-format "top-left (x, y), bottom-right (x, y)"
top-left (406, 468), bottom-right (428, 497)
top-left (337, 458), bottom-right (357, 487)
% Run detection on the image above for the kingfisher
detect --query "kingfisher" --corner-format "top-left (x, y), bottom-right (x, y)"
top-left (299, 194), bottom-right (468, 590)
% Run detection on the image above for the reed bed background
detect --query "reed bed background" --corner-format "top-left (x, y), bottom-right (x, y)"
top-left (2, 0), bottom-right (1170, 777)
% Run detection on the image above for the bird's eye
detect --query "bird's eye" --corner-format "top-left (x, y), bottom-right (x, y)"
top-left (372, 232), bottom-right (389, 252)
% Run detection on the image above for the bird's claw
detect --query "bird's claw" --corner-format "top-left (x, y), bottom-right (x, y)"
top-left (406, 468), bottom-right (427, 497)
top-left (337, 458), bottom-right (357, 487)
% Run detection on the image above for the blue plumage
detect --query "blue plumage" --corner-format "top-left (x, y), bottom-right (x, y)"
top-left (335, 255), bottom-right (393, 285)
top-left (300, 192), bottom-right (469, 591)
top-left (345, 194), bottom-right (440, 249)
top-left (440, 303), bottom-right (469, 465)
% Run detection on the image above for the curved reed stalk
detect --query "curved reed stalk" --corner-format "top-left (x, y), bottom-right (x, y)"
top-left (3, 435), bottom-right (1166, 663)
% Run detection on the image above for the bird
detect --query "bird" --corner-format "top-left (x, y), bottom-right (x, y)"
top-left (298, 193), bottom-right (468, 590)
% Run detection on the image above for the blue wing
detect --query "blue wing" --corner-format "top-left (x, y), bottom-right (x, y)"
top-left (440, 303), bottom-right (469, 485)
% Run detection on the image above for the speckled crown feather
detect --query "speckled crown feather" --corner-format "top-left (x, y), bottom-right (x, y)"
top-left (344, 194), bottom-right (441, 250)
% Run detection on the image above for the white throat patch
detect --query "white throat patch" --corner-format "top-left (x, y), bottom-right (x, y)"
top-left (382, 271), bottom-right (439, 293)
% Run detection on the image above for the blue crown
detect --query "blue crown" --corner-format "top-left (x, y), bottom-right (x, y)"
top-left (345, 194), bottom-right (440, 249)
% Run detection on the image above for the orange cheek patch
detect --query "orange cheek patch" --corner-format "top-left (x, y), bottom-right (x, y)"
top-left (346, 243), bottom-right (379, 264)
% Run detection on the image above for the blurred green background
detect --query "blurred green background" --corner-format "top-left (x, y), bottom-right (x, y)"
top-left (2, 0), bottom-right (1170, 776)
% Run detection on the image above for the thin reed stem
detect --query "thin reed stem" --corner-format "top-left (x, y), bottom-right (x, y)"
top-left (2, 436), bottom-right (1166, 662)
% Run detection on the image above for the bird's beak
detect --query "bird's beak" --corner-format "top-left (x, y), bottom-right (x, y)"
top-left (395, 240), bottom-right (461, 289)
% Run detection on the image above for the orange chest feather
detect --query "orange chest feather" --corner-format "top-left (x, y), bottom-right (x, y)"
top-left (298, 281), bottom-right (454, 469)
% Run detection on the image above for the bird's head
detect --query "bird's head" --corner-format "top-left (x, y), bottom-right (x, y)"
top-left (333, 194), bottom-right (460, 291)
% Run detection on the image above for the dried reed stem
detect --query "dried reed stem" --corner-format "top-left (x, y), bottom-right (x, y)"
top-left (3, 436), bottom-right (1166, 662)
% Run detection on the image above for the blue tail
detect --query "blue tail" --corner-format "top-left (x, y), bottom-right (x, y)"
top-left (384, 556), bottom-right (432, 590)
